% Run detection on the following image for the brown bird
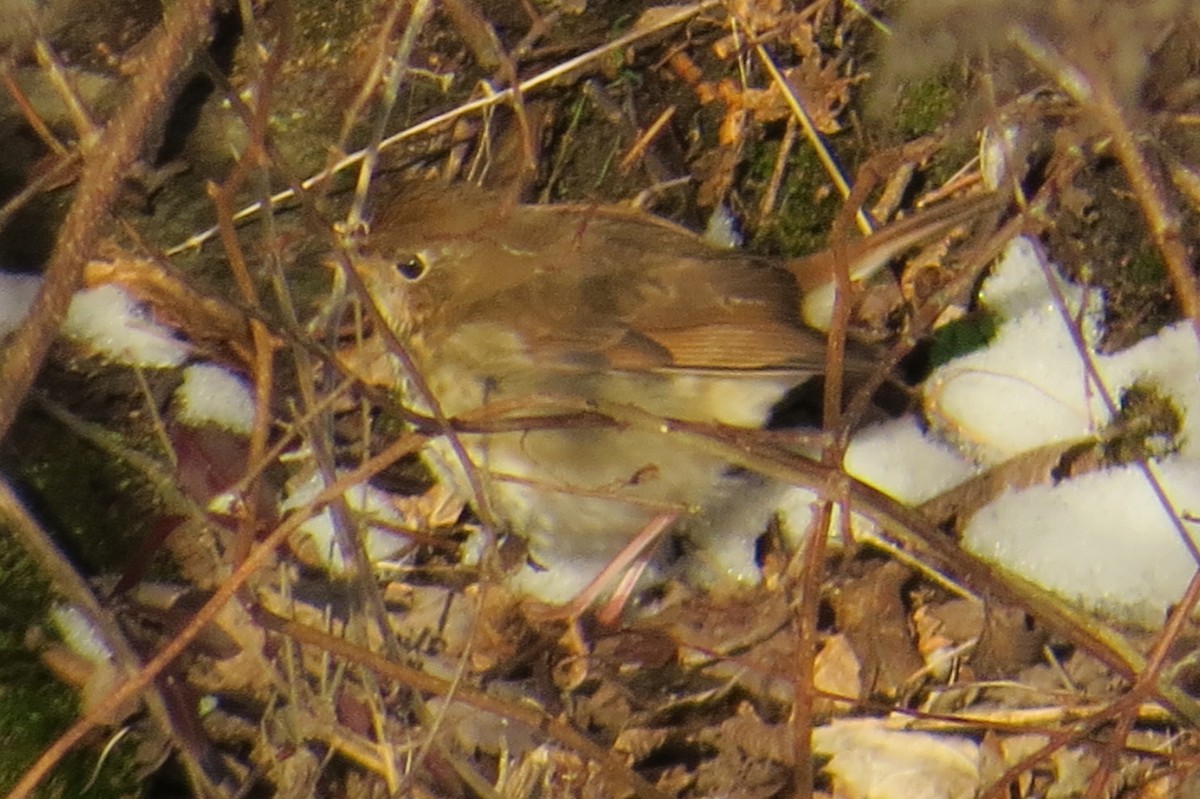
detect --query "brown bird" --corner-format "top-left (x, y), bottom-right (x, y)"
top-left (350, 183), bottom-right (997, 608)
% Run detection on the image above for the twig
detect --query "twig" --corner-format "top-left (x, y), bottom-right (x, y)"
top-left (0, 476), bottom-right (227, 799)
top-left (759, 115), bottom-right (796, 218)
top-left (0, 62), bottom-right (69, 154)
top-left (165, 0), bottom-right (722, 255)
top-left (253, 608), bottom-right (674, 799)
top-left (1010, 27), bottom-right (1200, 338)
top-left (346, 0), bottom-right (435, 230)
top-left (752, 41), bottom-right (873, 235)
top-left (0, 0), bottom-right (219, 447)
top-left (2, 430), bottom-right (425, 799)
top-left (32, 38), bottom-right (98, 140)
top-left (618, 105), bottom-right (676, 175)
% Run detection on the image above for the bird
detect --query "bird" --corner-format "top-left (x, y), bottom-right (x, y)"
top-left (348, 181), bottom-right (998, 608)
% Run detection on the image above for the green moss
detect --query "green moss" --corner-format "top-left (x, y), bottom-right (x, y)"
top-left (876, 73), bottom-right (978, 190)
top-left (894, 77), bottom-right (956, 139)
top-left (0, 674), bottom-right (109, 798)
top-left (0, 534), bottom-right (139, 799)
top-left (1104, 384), bottom-right (1181, 464)
top-left (1127, 246), bottom-right (1166, 286)
top-left (927, 311), bottom-right (999, 368)
top-left (0, 409), bottom-right (178, 792)
top-left (749, 143), bottom-right (844, 257)
top-left (5, 415), bottom-right (158, 575)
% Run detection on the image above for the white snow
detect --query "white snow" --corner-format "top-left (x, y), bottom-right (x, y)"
top-left (927, 236), bottom-right (1200, 625)
top-left (0, 272), bottom-right (189, 366)
top-left (703, 202), bottom-right (742, 248)
top-left (49, 603), bottom-right (113, 666)
top-left (64, 285), bottom-right (189, 367)
top-left (175, 363), bottom-right (255, 435)
top-left (1104, 320), bottom-right (1200, 458)
top-left (963, 458), bottom-right (1200, 627)
top-left (924, 237), bottom-right (1110, 464)
top-left (283, 471), bottom-right (415, 574)
top-left (774, 417), bottom-right (978, 550)
top-left (774, 234), bottom-right (1200, 627)
top-left (845, 416), bottom-right (979, 504)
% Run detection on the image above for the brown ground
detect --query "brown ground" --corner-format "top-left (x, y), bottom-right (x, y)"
top-left (1, 1), bottom-right (1199, 798)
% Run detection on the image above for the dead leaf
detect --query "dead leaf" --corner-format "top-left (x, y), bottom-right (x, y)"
top-left (970, 602), bottom-right (1048, 681)
top-left (694, 702), bottom-right (790, 799)
top-left (814, 633), bottom-right (863, 717)
top-left (982, 733), bottom-right (1100, 799)
top-left (828, 560), bottom-right (924, 697)
top-left (814, 718), bottom-right (979, 799)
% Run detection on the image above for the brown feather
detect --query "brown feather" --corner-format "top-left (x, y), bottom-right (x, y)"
top-left (359, 182), bottom-right (997, 386)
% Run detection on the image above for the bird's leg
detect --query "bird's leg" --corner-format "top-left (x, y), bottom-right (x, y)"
top-left (527, 511), bottom-right (679, 623)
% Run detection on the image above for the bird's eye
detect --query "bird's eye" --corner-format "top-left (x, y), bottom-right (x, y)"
top-left (395, 253), bottom-right (427, 281)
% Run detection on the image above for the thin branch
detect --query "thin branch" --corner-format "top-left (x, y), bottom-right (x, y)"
top-left (0, 0), bottom-right (219, 446)
top-left (252, 608), bottom-right (674, 799)
top-left (346, 0), bottom-right (435, 229)
top-left (164, 0), bottom-right (721, 255)
top-left (2, 430), bottom-right (425, 799)
top-left (0, 476), bottom-right (227, 798)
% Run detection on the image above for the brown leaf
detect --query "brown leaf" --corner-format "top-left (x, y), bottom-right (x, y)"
top-left (694, 703), bottom-right (790, 799)
top-left (828, 560), bottom-right (924, 698)
top-left (814, 719), bottom-right (979, 799)
top-left (814, 633), bottom-right (863, 717)
top-left (969, 602), bottom-right (1048, 681)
